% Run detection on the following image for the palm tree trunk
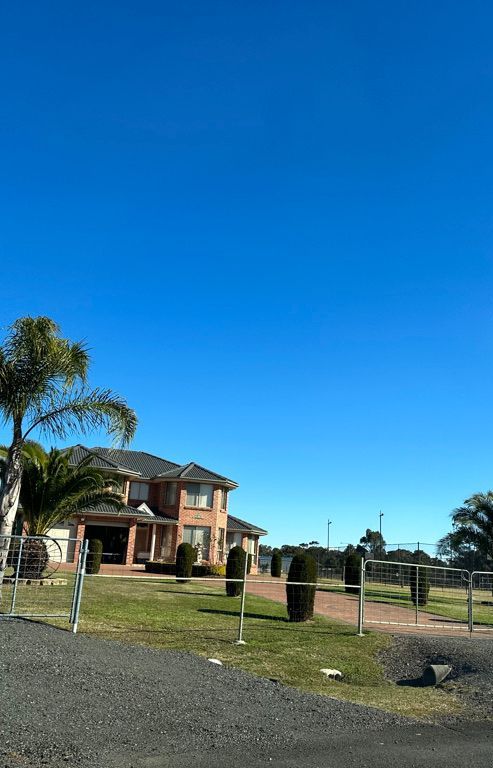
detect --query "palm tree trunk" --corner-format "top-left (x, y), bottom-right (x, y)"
top-left (0, 431), bottom-right (24, 593)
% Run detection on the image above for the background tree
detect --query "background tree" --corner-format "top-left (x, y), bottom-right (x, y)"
top-left (359, 528), bottom-right (386, 558)
top-left (0, 317), bottom-right (136, 586)
top-left (443, 492), bottom-right (493, 565)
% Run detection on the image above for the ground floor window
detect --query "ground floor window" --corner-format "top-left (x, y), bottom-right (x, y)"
top-left (183, 525), bottom-right (211, 560)
top-left (226, 532), bottom-right (243, 553)
top-left (248, 536), bottom-right (258, 565)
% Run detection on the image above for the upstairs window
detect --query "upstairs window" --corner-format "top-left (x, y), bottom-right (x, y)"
top-left (164, 482), bottom-right (177, 506)
top-left (185, 483), bottom-right (212, 508)
top-left (221, 489), bottom-right (228, 510)
top-left (129, 482), bottom-right (149, 501)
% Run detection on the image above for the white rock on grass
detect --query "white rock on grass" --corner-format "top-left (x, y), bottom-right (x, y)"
top-left (320, 668), bottom-right (343, 680)
top-left (208, 658), bottom-right (223, 666)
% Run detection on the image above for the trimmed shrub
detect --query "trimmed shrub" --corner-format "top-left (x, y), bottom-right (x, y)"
top-left (226, 545), bottom-right (246, 597)
top-left (86, 539), bottom-right (103, 575)
top-left (344, 553), bottom-right (361, 594)
top-left (271, 549), bottom-right (282, 578)
top-left (409, 566), bottom-right (430, 606)
top-left (176, 542), bottom-right (195, 582)
top-left (286, 553), bottom-right (317, 622)
top-left (17, 538), bottom-right (49, 579)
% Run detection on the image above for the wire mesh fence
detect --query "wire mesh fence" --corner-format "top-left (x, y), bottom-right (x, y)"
top-left (0, 534), bottom-right (83, 628)
top-left (471, 571), bottom-right (493, 631)
top-left (363, 559), bottom-right (472, 631)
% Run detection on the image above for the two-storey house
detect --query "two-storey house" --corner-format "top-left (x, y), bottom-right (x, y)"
top-left (49, 445), bottom-right (267, 573)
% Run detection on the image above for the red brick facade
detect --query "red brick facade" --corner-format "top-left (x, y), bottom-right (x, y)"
top-left (72, 476), bottom-right (262, 572)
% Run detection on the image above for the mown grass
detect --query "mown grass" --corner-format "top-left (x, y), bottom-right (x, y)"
top-left (35, 574), bottom-right (464, 719)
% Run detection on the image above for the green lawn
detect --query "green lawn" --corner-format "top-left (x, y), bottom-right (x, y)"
top-left (63, 575), bottom-right (465, 719)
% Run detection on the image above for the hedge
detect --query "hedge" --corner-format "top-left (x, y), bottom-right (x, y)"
top-left (286, 553), bottom-right (317, 622)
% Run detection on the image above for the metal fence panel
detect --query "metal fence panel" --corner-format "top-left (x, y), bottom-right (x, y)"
top-left (471, 571), bottom-right (493, 631)
top-left (0, 534), bottom-right (83, 630)
top-left (363, 559), bottom-right (471, 632)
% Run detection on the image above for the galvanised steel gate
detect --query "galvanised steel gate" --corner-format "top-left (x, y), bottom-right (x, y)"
top-left (362, 559), bottom-right (493, 633)
top-left (0, 534), bottom-right (89, 632)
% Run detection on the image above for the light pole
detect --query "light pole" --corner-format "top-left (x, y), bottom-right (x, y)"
top-left (379, 511), bottom-right (384, 560)
top-left (327, 519), bottom-right (332, 552)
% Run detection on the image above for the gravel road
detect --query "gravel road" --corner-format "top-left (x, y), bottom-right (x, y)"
top-left (1, 621), bottom-right (492, 768)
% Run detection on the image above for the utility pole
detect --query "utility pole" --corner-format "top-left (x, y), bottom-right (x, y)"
top-left (379, 511), bottom-right (384, 560)
top-left (327, 519), bottom-right (332, 552)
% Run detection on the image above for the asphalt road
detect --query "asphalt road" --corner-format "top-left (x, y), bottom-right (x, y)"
top-left (1, 620), bottom-right (492, 768)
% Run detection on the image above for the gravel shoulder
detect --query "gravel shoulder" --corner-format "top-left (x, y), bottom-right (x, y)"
top-left (1, 621), bottom-right (493, 768)
top-left (0, 620), bottom-right (404, 768)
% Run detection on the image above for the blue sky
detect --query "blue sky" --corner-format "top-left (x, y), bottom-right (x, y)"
top-left (1, 1), bottom-right (493, 549)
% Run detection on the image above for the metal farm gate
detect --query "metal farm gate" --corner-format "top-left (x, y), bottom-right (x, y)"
top-left (362, 559), bottom-right (493, 634)
top-left (0, 534), bottom-right (88, 632)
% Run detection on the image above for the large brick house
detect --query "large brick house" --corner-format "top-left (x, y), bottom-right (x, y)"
top-left (49, 445), bottom-right (267, 573)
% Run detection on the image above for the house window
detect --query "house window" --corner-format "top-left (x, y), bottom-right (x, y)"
top-left (226, 532), bottom-right (243, 552)
top-left (218, 527), bottom-right (225, 561)
top-left (185, 483), bottom-right (212, 508)
top-left (248, 536), bottom-right (258, 565)
top-left (183, 526), bottom-right (211, 560)
top-left (129, 482), bottom-right (150, 501)
top-left (221, 489), bottom-right (228, 510)
top-left (164, 482), bottom-right (177, 506)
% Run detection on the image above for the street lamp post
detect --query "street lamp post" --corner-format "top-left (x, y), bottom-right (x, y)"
top-left (327, 519), bottom-right (332, 552)
top-left (379, 511), bottom-right (384, 560)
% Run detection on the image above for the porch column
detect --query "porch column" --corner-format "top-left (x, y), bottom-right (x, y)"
top-left (125, 519), bottom-right (137, 565)
top-left (149, 524), bottom-right (157, 561)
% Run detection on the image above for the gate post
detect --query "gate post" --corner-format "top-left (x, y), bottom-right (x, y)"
top-left (357, 557), bottom-right (365, 636)
top-left (468, 572), bottom-right (474, 634)
top-left (10, 537), bottom-right (24, 615)
top-left (71, 539), bottom-right (89, 634)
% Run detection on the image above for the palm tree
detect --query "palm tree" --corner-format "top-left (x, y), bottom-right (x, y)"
top-left (447, 492), bottom-right (493, 562)
top-left (0, 316), bottom-right (137, 584)
top-left (0, 442), bottom-right (124, 535)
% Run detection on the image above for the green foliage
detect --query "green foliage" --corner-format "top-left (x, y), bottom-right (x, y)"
top-left (2, 442), bottom-right (124, 536)
top-left (176, 542), bottom-right (195, 582)
top-left (344, 553), bottom-right (361, 594)
top-left (286, 553), bottom-right (317, 622)
top-left (409, 566), bottom-right (430, 606)
top-left (247, 553), bottom-right (252, 574)
top-left (226, 545), bottom-right (246, 597)
top-left (0, 316), bottom-right (137, 541)
top-left (86, 539), bottom-right (103, 575)
top-left (271, 549), bottom-right (282, 578)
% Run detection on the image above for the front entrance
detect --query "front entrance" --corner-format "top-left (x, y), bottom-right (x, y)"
top-left (85, 524), bottom-right (129, 564)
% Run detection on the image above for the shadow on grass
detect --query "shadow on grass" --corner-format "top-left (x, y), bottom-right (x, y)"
top-left (198, 607), bottom-right (288, 622)
top-left (155, 590), bottom-right (224, 597)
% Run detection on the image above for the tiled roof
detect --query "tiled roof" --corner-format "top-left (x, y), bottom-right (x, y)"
top-left (157, 462), bottom-right (238, 487)
top-left (92, 448), bottom-right (181, 479)
top-left (67, 445), bottom-right (238, 486)
top-left (227, 514), bottom-right (268, 535)
top-left (67, 445), bottom-right (140, 475)
top-left (81, 502), bottom-right (176, 524)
